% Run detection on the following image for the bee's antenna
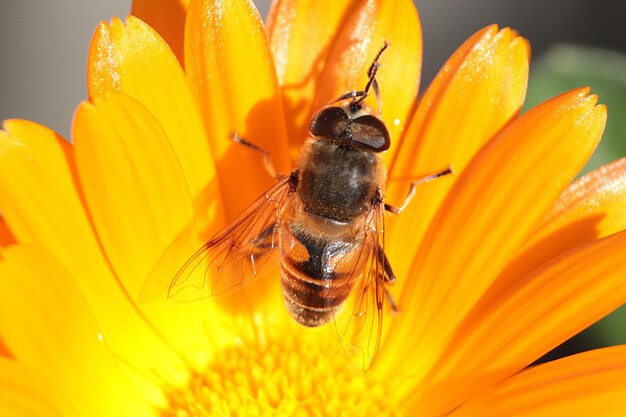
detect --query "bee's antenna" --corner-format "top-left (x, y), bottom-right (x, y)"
top-left (326, 41), bottom-right (389, 114)
top-left (352, 41), bottom-right (389, 115)
top-left (327, 89), bottom-right (366, 105)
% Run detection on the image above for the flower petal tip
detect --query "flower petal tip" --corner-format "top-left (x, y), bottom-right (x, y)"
top-left (495, 27), bottom-right (530, 55)
top-left (546, 86), bottom-right (603, 112)
top-left (2, 119), bottom-right (25, 132)
top-left (482, 23), bottom-right (499, 35)
top-left (2, 119), bottom-right (62, 140)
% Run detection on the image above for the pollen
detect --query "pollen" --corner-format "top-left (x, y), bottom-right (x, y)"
top-left (160, 316), bottom-right (400, 417)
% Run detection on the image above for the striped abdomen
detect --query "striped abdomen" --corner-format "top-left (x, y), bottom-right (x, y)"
top-left (279, 216), bottom-right (370, 327)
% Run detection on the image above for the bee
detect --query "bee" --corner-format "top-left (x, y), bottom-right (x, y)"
top-left (169, 43), bottom-right (451, 368)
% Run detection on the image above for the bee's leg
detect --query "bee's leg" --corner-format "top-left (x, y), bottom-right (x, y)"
top-left (376, 244), bottom-right (396, 285)
top-left (246, 221), bottom-right (279, 275)
top-left (230, 132), bottom-right (280, 179)
top-left (376, 243), bottom-right (399, 313)
top-left (384, 287), bottom-right (399, 314)
top-left (384, 166), bottom-right (453, 214)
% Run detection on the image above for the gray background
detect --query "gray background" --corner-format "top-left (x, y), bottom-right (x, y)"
top-left (0, 0), bottom-right (624, 139)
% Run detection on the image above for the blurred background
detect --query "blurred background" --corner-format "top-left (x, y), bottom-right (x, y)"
top-left (0, 1), bottom-right (625, 359)
top-left (1, 1), bottom-right (624, 138)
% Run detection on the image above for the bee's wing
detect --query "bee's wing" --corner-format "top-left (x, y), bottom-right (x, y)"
top-left (333, 200), bottom-right (390, 370)
top-left (168, 175), bottom-right (293, 302)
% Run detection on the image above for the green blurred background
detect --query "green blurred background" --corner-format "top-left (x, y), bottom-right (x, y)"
top-left (0, 0), bottom-right (624, 360)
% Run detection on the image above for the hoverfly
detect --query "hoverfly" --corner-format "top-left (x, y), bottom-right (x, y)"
top-left (168, 43), bottom-right (451, 368)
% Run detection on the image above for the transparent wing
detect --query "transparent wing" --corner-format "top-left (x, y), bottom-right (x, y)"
top-left (333, 200), bottom-right (391, 370)
top-left (168, 175), bottom-right (293, 302)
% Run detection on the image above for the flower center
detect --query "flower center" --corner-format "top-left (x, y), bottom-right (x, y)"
top-left (159, 317), bottom-right (400, 416)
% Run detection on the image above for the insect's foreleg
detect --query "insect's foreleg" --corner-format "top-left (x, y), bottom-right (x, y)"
top-left (385, 166), bottom-right (453, 214)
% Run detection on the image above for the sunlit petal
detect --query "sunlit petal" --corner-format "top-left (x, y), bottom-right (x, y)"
top-left (385, 25), bottom-right (530, 285)
top-left (185, 0), bottom-right (291, 218)
top-left (0, 121), bottom-right (88, 259)
top-left (490, 156), bottom-right (626, 298)
top-left (539, 156), bottom-right (626, 244)
top-left (417, 229), bottom-right (626, 416)
top-left (73, 92), bottom-right (194, 299)
top-left (0, 357), bottom-right (80, 417)
top-left (0, 245), bottom-right (152, 417)
top-left (266, 0), bottom-right (362, 158)
top-left (381, 89), bottom-right (606, 379)
top-left (73, 93), bottom-right (230, 361)
top-left (131, 0), bottom-right (190, 64)
top-left (312, 0), bottom-right (422, 164)
top-left (0, 119), bottom-right (190, 387)
top-left (87, 17), bottom-right (218, 206)
top-left (449, 346), bottom-right (626, 417)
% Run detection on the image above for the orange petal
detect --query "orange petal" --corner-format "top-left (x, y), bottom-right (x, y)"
top-left (73, 94), bottom-right (228, 362)
top-left (185, 0), bottom-right (291, 218)
top-left (379, 89), bottom-right (606, 377)
top-left (131, 0), bottom-right (190, 64)
top-left (73, 92), bottom-right (194, 299)
top-left (311, 0), bottom-right (422, 165)
top-left (490, 156), bottom-right (626, 299)
top-left (0, 357), bottom-right (80, 417)
top-left (0, 121), bottom-right (86, 257)
top-left (385, 25), bottom-right (530, 285)
top-left (415, 229), bottom-right (626, 416)
top-left (449, 345), bottom-right (626, 417)
top-left (266, 0), bottom-right (363, 157)
top-left (0, 120), bottom-right (117, 285)
top-left (88, 17), bottom-right (218, 205)
top-left (0, 215), bottom-right (15, 246)
top-left (540, 156), bottom-right (626, 242)
top-left (0, 119), bottom-right (189, 387)
top-left (0, 245), bottom-right (152, 417)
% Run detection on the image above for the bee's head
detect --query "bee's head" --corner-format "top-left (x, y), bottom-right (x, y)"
top-left (309, 41), bottom-right (390, 152)
top-left (308, 104), bottom-right (390, 152)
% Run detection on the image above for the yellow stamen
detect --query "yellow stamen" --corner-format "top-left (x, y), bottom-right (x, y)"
top-left (160, 316), bottom-right (399, 416)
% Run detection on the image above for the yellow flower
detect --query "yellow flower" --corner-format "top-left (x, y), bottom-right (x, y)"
top-left (1, 0), bottom-right (626, 416)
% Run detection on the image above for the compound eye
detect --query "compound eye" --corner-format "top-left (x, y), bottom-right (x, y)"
top-left (350, 115), bottom-right (390, 152)
top-left (309, 107), bottom-right (351, 139)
